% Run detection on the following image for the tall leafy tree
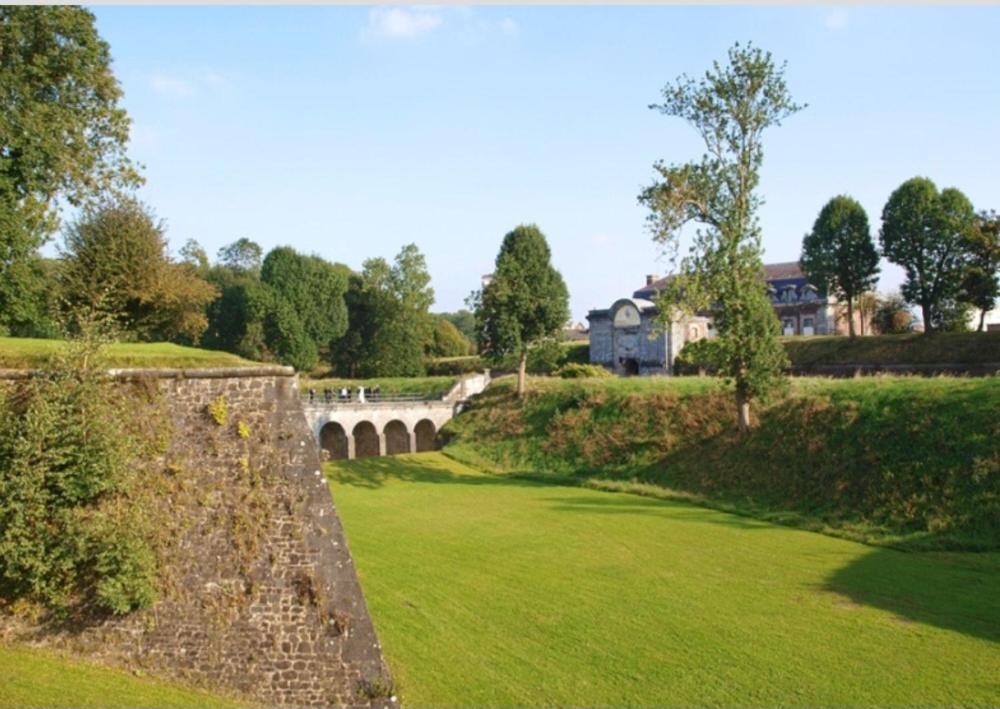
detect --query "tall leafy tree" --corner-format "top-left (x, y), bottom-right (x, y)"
top-left (801, 195), bottom-right (880, 337)
top-left (217, 237), bottom-right (263, 275)
top-left (960, 211), bottom-right (1000, 332)
top-left (880, 177), bottom-right (976, 333)
top-left (473, 224), bottom-right (569, 397)
top-left (639, 43), bottom-right (803, 432)
top-left (331, 244), bottom-right (436, 377)
top-left (59, 197), bottom-right (216, 343)
top-left (0, 7), bottom-right (140, 334)
top-left (261, 248), bottom-right (349, 345)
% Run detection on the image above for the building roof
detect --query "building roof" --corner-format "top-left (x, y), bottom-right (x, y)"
top-left (763, 261), bottom-right (804, 280)
top-left (636, 261), bottom-right (806, 296)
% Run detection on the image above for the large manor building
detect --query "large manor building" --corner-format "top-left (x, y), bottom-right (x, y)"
top-left (587, 261), bottom-right (866, 376)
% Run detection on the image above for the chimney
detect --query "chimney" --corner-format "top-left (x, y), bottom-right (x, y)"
top-left (645, 274), bottom-right (658, 286)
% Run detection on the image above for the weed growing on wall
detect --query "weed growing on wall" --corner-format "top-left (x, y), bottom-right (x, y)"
top-left (0, 335), bottom-right (164, 617)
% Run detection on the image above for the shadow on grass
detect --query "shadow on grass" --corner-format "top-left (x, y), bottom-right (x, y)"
top-left (542, 493), bottom-right (776, 530)
top-left (325, 454), bottom-right (556, 491)
top-left (824, 547), bottom-right (1000, 644)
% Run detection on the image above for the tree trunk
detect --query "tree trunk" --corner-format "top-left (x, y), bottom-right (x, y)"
top-left (922, 303), bottom-right (933, 334)
top-left (979, 308), bottom-right (987, 333)
top-left (736, 387), bottom-right (750, 434)
top-left (847, 297), bottom-right (856, 338)
top-left (517, 350), bottom-right (527, 398)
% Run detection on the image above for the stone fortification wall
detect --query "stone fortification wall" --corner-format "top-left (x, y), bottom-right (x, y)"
top-left (2, 367), bottom-right (393, 708)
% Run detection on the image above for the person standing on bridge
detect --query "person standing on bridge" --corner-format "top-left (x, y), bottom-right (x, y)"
top-left (357, 386), bottom-right (366, 404)
top-left (372, 384), bottom-right (381, 401)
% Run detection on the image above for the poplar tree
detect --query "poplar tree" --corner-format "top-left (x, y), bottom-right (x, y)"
top-left (801, 195), bottom-right (880, 337)
top-left (473, 224), bottom-right (569, 397)
top-left (639, 43), bottom-right (803, 432)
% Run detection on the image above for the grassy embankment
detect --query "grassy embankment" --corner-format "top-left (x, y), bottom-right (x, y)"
top-left (782, 331), bottom-right (1000, 366)
top-left (0, 337), bottom-right (256, 369)
top-left (0, 645), bottom-right (245, 708)
top-left (326, 452), bottom-right (1000, 707)
top-left (443, 375), bottom-right (1000, 550)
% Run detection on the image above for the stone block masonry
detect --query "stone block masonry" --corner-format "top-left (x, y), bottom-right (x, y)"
top-left (0, 366), bottom-right (395, 708)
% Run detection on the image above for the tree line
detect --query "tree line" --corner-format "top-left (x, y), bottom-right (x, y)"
top-left (26, 194), bottom-right (476, 374)
top-left (802, 186), bottom-right (999, 336)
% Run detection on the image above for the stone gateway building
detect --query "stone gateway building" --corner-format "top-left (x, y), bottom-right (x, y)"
top-left (588, 261), bottom-right (865, 376)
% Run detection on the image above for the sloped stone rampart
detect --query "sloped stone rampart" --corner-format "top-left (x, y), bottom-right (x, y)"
top-left (1, 367), bottom-right (394, 708)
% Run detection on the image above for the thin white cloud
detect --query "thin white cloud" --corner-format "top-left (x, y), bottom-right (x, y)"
top-left (365, 7), bottom-right (443, 40)
top-left (149, 71), bottom-right (227, 99)
top-left (201, 71), bottom-right (226, 88)
top-left (499, 17), bottom-right (518, 36)
top-left (150, 75), bottom-right (195, 98)
top-left (824, 9), bottom-right (850, 32)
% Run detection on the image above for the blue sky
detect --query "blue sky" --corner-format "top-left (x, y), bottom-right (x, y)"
top-left (86, 5), bottom-right (1000, 322)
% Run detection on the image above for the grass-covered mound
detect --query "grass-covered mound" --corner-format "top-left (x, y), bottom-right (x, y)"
top-left (783, 331), bottom-right (1000, 366)
top-left (326, 453), bottom-right (1000, 707)
top-left (0, 645), bottom-right (244, 708)
top-left (443, 376), bottom-right (1000, 550)
top-left (0, 337), bottom-right (255, 369)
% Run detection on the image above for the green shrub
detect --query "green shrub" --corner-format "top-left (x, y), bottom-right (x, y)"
top-left (556, 363), bottom-right (613, 379)
top-left (0, 338), bottom-right (160, 616)
top-left (491, 339), bottom-right (590, 374)
top-left (561, 341), bottom-right (590, 365)
top-left (673, 338), bottom-right (723, 375)
top-left (426, 356), bottom-right (484, 376)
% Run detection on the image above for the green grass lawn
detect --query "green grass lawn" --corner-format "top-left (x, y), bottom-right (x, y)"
top-left (303, 375), bottom-right (458, 399)
top-left (443, 375), bottom-right (1000, 551)
top-left (0, 645), bottom-right (246, 708)
top-left (0, 337), bottom-right (256, 369)
top-left (326, 452), bottom-right (1000, 708)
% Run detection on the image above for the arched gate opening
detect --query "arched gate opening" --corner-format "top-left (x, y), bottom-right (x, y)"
top-left (384, 420), bottom-right (410, 456)
top-left (320, 422), bottom-right (349, 460)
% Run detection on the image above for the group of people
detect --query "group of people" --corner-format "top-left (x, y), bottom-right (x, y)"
top-left (308, 384), bottom-right (382, 404)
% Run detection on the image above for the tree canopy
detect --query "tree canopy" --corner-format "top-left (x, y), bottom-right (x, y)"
top-left (0, 6), bottom-right (140, 335)
top-left (639, 42), bottom-right (802, 431)
top-left (331, 244), bottom-right (436, 378)
top-left (801, 195), bottom-right (880, 337)
top-left (426, 316), bottom-right (474, 358)
top-left (880, 177), bottom-right (976, 333)
top-left (217, 237), bottom-right (263, 275)
top-left (59, 197), bottom-right (217, 343)
top-left (961, 211), bottom-right (1000, 332)
top-left (473, 224), bottom-right (569, 396)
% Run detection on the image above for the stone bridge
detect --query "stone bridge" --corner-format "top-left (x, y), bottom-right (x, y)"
top-left (302, 372), bottom-right (490, 460)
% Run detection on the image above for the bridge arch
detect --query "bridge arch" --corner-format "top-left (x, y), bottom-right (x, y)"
top-left (352, 421), bottom-right (380, 458)
top-left (320, 421), bottom-right (349, 460)
top-left (414, 419), bottom-right (437, 452)
top-left (383, 420), bottom-right (410, 456)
